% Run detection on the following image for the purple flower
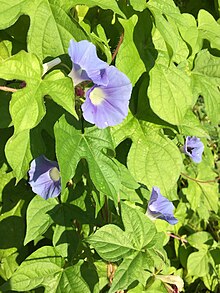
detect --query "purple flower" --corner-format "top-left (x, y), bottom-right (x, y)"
top-left (68, 40), bottom-right (109, 86)
top-left (82, 65), bottom-right (132, 128)
top-left (183, 136), bottom-right (204, 163)
top-left (28, 155), bottom-right (61, 199)
top-left (147, 187), bottom-right (178, 225)
top-left (68, 40), bottom-right (132, 129)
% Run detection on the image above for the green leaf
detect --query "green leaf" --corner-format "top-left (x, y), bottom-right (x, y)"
top-left (129, 0), bottom-right (147, 11)
top-left (1, 247), bottom-right (90, 292)
top-left (87, 224), bottom-right (135, 262)
top-left (179, 110), bottom-right (209, 138)
top-left (146, 0), bottom-right (189, 63)
top-left (113, 113), bottom-right (182, 195)
top-left (0, 0), bottom-right (26, 28)
top-left (43, 70), bottom-right (77, 118)
top-left (24, 195), bottom-right (57, 245)
top-left (0, 51), bottom-right (77, 134)
top-left (44, 263), bottom-right (90, 293)
top-left (87, 203), bottom-right (162, 292)
top-left (197, 182), bottom-right (219, 214)
top-left (187, 250), bottom-right (214, 277)
top-left (116, 15), bottom-right (146, 86)
top-left (120, 202), bottom-right (156, 250)
top-left (186, 151), bottom-right (218, 213)
top-left (198, 9), bottom-right (220, 50)
top-left (0, 51), bottom-right (45, 134)
top-left (54, 115), bottom-right (120, 202)
top-left (148, 58), bottom-right (193, 125)
top-left (118, 162), bottom-right (140, 190)
top-left (202, 262), bottom-right (220, 292)
top-left (59, 0), bottom-right (125, 17)
top-left (191, 49), bottom-right (220, 125)
top-left (0, 0), bottom-right (88, 60)
top-left (0, 252), bottom-right (19, 281)
top-left (87, 203), bottom-right (156, 261)
top-left (176, 13), bottom-right (202, 60)
top-left (5, 130), bottom-right (32, 181)
top-left (91, 190), bottom-right (106, 218)
top-left (0, 51), bottom-right (77, 180)
top-left (145, 279), bottom-right (168, 293)
top-left (109, 252), bottom-right (144, 293)
top-left (188, 232), bottom-right (215, 250)
top-left (0, 40), bottom-right (12, 60)
top-left (91, 24), bottom-right (112, 64)
top-left (1, 246), bottom-right (63, 291)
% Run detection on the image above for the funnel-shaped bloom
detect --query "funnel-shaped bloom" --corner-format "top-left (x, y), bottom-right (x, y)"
top-left (28, 155), bottom-right (61, 199)
top-left (147, 187), bottom-right (178, 225)
top-left (68, 40), bottom-right (108, 86)
top-left (68, 40), bottom-right (132, 128)
top-left (183, 136), bottom-right (204, 163)
top-left (82, 65), bottom-right (132, 128)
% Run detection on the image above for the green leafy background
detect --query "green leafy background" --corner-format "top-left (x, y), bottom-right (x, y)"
top-left (0, 0), bottom-right (219, 292)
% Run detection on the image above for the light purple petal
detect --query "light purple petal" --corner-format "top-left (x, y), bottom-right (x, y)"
top-left (147, 187), bottom-right (178, 225)
top-left (68, 40), bottom-right (109, 86)
top-left (82, 66), bottom-right (132, 128)
top-left (183, 136), bottom-right (204, 163)
top-left (28, 155), bottom-right (61, 199)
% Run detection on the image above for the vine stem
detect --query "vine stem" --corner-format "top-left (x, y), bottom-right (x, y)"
top-left (167, 232), bottom-right (188, 244)
top-left (0, 86), bottom-right (17, 93)
top-left (180, 172), bottom-right (220, 184)
top-left (112, 32), bottom-right (124, 62)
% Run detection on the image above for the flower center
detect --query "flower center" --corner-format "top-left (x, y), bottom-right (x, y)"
top-left (49, 167), bottom-right (60, 182)
top-left (187, 147), bottom-right (194, 154)
top-left (90, 87), bottom-right (105, 105)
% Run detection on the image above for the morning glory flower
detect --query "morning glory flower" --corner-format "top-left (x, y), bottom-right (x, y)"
top-left (81, 65), bottom-right (132, 128)
top-left (68, 40), bottom-right (109, 86)
top-left (183, 136), bottom-right (204, 163)
top-left (68, 39), bottom-right (132, 128)
top-left (28, 155), bottom-right (61, 200)
top-left (147, 187), bottom-right (178, 225)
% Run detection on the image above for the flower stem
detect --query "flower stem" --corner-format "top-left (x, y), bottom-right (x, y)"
top-left (181, 172), bottom-right (219, 184)
top-left (0, 86), bottom-right (17, 93)
top-left (167, 232), bottom-right (187, 244)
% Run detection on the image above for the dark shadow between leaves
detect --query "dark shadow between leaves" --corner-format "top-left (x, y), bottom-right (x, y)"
top-left (1, 178), bottom-right (33, 215)
top-left (0, 128), bottom-right (13, 170)
top-left (80, 261), bottom-right (99, 293)
top-left (0, 15), bottom-right (29, 54)
top-left (48, 203), bottom-right (94, 227)
top-left (0, 216), bottom-right (25, 250)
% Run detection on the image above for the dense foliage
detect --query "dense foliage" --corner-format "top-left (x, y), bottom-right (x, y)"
top-left (0, 0), bottom-right (219, 292)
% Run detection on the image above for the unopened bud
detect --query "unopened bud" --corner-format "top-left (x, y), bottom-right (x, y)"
top-left (42, 57), bottom-right (61, 75)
